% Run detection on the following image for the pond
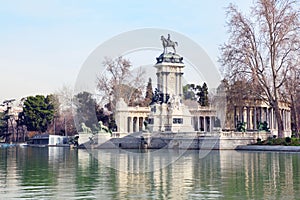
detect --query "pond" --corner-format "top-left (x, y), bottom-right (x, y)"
top-left (0, 147), bottom-right (299, 199)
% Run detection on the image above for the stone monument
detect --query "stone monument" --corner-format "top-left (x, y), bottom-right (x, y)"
top-left (148, 34), bottom-right (194, 133)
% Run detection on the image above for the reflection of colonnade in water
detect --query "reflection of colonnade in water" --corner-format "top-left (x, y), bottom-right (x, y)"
top-left (90, 150), bottom-right (298, 199)
top-left (101, 149), bottom-right (197, 199)
top-left (45, 149), bottom-right (299, 199)
top-left (0, 149), bottom-right (298, 199)
top-left (219, 151), bottom-right (296, 199)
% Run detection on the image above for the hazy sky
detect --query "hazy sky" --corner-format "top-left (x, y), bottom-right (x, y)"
top-left (0, 0), bottom-right (252, 103)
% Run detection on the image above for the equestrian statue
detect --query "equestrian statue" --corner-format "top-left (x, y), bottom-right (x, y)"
top-left (161, 34), bottom-right (178, 54)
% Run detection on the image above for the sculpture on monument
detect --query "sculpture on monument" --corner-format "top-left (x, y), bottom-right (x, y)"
top-left (80, 123), bottom-right (92, 133)
top-left (161, 34), bottom-right (178, 54)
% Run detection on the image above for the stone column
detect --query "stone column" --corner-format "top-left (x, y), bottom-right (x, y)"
top-left (269, 108), bottom-right (273, 131)
top-left (165, 72), bottom-right (169, 100)
top-left (286, 110), bottom-right (289, 131)
top-left (129, 117), bottom-right (133, 133)
top-left (246, 107), bottom-right (250, 130)
top-left (253, 107), bottom-right (257, 130)
top-left (179, 73), bottom-right (183, 97)
top-left (265, 107), bottom-right (268, 124)
top-left (204, 116), bottom-right (207, 132)
top-left (162, 72), bottom-right (165, 100)
top-left (243, 106), bottom-right (247, 129)
top-left (210, 116), bottom-right (214, 132)
top-left (249, 107), bottom-right (253, 130)
top-left (283, 110), bottom-right (286, 131)
top-left (175, 73), bottom-right (179, 96)
top-left (156, 72), bottom-right (161, 90)
top-left (273, 108), bottom-right (276, 130)
top-left (198, 116), bottom-right (200, 131)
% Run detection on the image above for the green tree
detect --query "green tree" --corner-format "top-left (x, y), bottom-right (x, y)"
top-left (0, 112), bottom-right (8, 140)
top-left (22, 95), bottom-right (56, 133)
top-left (183, 83), bottom-right (209, 106)
top-left (199, 82), bottom-right (209, 106)
top-left (0, 99), bottom-right (16, 142)
top-left (183, 84), bottom-right (196, 100)
top-left (144, 78), bottom-right (153, 106)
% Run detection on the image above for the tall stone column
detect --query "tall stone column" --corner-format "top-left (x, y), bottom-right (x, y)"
top-left (162, 72), bottom-right (167, 101)
top-left (253, 107), bottom-right (257, 130)
top-left (269, 108), bottom-right (273, 131)
top-left (175, 73), bottom-right (179, 96)
top-left (283, 110), bottom-right (286, 131)
top-left (129, 117), bottom-right (133, 133)
top-left (243, 106), bottom-right (247, 129)
top-left (197, 116), bottom-right (201, 131)
top-left (179, 72), bottom-right (183, 97)
top-left (265, 107), bottom-right (268, 124)
top-left (165, 72), bottom-right (170, 101)
top-left (210, 116), bottom-right (214, 132)
top-left (246, 107), bottom-right (250, 130)
top-left (249, 107), bottom-right (253, 130)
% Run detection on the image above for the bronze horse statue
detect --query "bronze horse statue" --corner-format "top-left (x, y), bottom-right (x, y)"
top-left (161, 35), bottom-right (178, 54)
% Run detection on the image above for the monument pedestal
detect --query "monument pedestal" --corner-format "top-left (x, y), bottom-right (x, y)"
top-left (148, 51), bottom-right (194, 133)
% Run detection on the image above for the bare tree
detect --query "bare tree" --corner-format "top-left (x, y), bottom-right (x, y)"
top-left (285, 64), bottom-right (300, 136)
top-left (97, 56), bottom-right (145, 112)
top-left (55, 84), bottom-right (74, 112)
top-left (53, 86), bottom-right (78, 135)
top-left (220, 0), bottom-right (300, 138)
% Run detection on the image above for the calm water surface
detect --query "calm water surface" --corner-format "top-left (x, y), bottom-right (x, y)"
top-left (0, 147), bottom-right (300, 200)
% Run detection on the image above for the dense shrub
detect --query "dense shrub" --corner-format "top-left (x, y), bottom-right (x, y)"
top-left (256, 137), bottom-right (300, 146)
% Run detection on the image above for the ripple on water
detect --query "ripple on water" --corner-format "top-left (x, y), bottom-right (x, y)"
top-left (1, 148), bottom-right (300, 199)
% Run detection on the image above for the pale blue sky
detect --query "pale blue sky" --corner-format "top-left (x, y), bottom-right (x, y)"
top-left (0, 0), bottom-right (252, 102)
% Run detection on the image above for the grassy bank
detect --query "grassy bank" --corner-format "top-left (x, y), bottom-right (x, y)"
top-left (256, 137), bottom-right (300, 146)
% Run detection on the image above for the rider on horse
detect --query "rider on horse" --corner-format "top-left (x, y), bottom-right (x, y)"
top-left (161, 34), bottom-right (178, 54)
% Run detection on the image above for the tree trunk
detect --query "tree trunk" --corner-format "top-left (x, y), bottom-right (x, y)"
top-left (290, 95), bottom-right (299, 137)
top-left (274, 102), bottom-right (284, 138)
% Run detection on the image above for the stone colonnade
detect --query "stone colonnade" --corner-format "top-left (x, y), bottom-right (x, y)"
top-left (127, 116), bottom-right (148, 133)
top-left (234, 106), bottom-right (291, 132)
top-left (192, 116), bottom-right (215, 132)
top-left (190, 108), bottom-right (216, 133)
